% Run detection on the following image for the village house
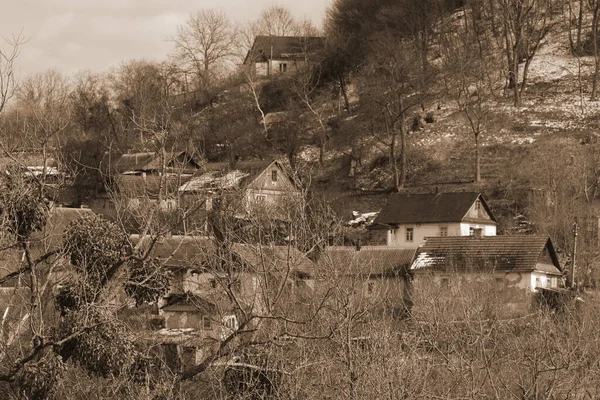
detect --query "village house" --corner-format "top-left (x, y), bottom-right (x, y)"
top-left (134, 235), bottom-right (315, 371)
top-left (92, 151), bottom-right (200, 214)
top-left (368, 192), bottom-right (497, 247)
top-left (320, 246), bottom-right (416, 317)
top-left (409, 235), bottom-right (564, 316)
top-left (178, 159), bottom-right (300, 222)
top-left (243, 36), bottom-right (324, 78)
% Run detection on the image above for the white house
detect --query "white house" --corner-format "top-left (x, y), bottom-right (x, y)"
top-left (410, 235), bottom-right (563, 293)
top-left (368, 192), bottom-right (497, 248)
top-left (243, 36), bottom-right (324, 78)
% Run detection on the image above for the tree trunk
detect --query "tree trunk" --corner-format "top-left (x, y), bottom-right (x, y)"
top-left (399, 115), bottom-right (407, 191)
top-left (592, 8), bottom-right (600, 100)
top-left (339, 75), bottom-right (350, 114)
top-left (577, 0), bottom-right (584, 54)
top-left (475, 131), bottom-right (481, 183)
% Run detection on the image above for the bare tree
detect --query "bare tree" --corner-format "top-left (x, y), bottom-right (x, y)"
top-left (172, 9), bottom-right (238, 90)
top-left (0, 34), bottom-right (24, 113)
top-left (361, 32), bottom-right (429, 191)
top-left (498, 0), bottom-right (556, 106)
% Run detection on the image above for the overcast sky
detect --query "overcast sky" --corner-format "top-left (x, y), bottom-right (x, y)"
top-left (0, 0), bottom-right (330, 79)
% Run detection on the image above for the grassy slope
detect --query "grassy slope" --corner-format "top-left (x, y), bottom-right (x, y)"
top-left (309, 24), bottom-right (600, 230)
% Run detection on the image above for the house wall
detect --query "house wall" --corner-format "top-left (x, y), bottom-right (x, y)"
top-left (162, 310), bottom-right (214, 331)
top-left (244, 163), bottom-right (300, 218)
top-left (255, 60), bottom-right (306, 77)
top-left (459, 222), bottom-right (497, 236)
top-left (411, 271), bottom-right (535, 318)
top-left (387, 223), bottom-right (463, 247)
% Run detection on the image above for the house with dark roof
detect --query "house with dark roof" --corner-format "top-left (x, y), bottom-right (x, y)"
top-left (92, 151), bottom-right (201, 217)
top-left (131, 234), bottom-right (316, 370)
top-left (132, 235), bottom-right (315, 335)
top-left (320, 246), bottom-right (416, 316)
top-left (410, 235), bottom-right (562, 295)
top-left (369, 192), bottom-right (497, 248)
top-left (178, 160), bottom-right (300, 221)
top-left (243, 36), bottom-right (324, 78)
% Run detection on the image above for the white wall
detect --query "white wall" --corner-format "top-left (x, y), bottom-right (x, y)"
top-left (530, 272), bottom-right (558, 292)
top-left (459, 222), bottom-right (497, 236)
top-left (387, 222), bottom-right (463, 247)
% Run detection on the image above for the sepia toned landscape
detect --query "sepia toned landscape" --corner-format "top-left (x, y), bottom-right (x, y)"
top-left (2, 0), bottom-right (600, 398)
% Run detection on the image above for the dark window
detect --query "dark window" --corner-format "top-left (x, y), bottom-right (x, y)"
top-left (279, 63), bottom-right (287, 72)
top-left (271, 170), bottom-right (278, 182)
top-left (202, 316), bottom-right (212, 330)
top-left (440, 277), bottom-right (450, 289)
top-left (406, 227), bottom-right (414, 242)
top-left (439, 226), bottom-right (448, 237)
top-left (209, 279), bottom-right (217, 289)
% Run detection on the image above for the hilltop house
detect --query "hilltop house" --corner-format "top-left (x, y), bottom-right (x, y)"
top-left (368, 192), bottom-right (497, 248)
top-left (409, 235), bottom-right (564, 315)
top-left (178, 160), bottom-right (300, 220)
top-left (243, 36), bottom-right (324, 78)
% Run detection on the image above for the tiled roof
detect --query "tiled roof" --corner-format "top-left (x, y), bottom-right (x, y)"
top-left (372, 192), bottom-right (496, 226)
top-left (132, 236), bottom-right (313, 277)
top-left (411, 236), bottom-right (562, 274)
top-left (132, 235), bottom-right (216, 269)
top-left (322, 246), bottom-right (416, 276)
top-left (244, 36), bottom-right (325, 64)
top-left (33, 207), bottom-right (95, 250)
top-left (231, 243), bottom-right (314, 277)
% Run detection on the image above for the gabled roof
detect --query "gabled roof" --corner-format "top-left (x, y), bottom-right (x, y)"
top-left (112, 151), bottom-right (200, 175)
top-left (132, 235), bottom-right (216, 269)
top-left (372, 192), bottom-right (497, 226)
top-left (132, 235), bottom-right (313, 277)
top-left (411, 236), bottom-right (562, 275)
top-left (178, 160), bottom-right (287, 192)
top-left (33, 206), bottom-right (95, 250)
top-left (244, 36), bottom-right (325, 64)
top-left (231, 243), bottom-right (314, 277)
top-left (322, 246), bottom-right (416, 277)
top-left (161, 293), bottom-right (216, 313)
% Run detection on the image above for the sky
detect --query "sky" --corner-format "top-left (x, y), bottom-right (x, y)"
top-left (0, 0), bottom-right (330, 79)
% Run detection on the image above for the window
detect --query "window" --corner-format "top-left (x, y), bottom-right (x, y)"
top-left (470, 227), bottom-right (483, 237)
top-left (255, 194), bottom-right (267, 204)
top-left (279, 63), bottom-right (287, 72)
top-left (209, 279), bottom-right (217, 289)
top-left (406, 227), bottom-right (414, 242)
top-left (202, 316), bottom-right (212, 330)
top-left (271, 170), bottom-right (278, 183)
top-left (440, 277), bottom-right (450, 289)
top-left (222, 315), bottom-right (238, 331)
top-left (366, 281), bottom-right (375, 296)
top-left (475, 200), bottom-right (481, 211)
top-left (439, 226), bottom-right (448, 237)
